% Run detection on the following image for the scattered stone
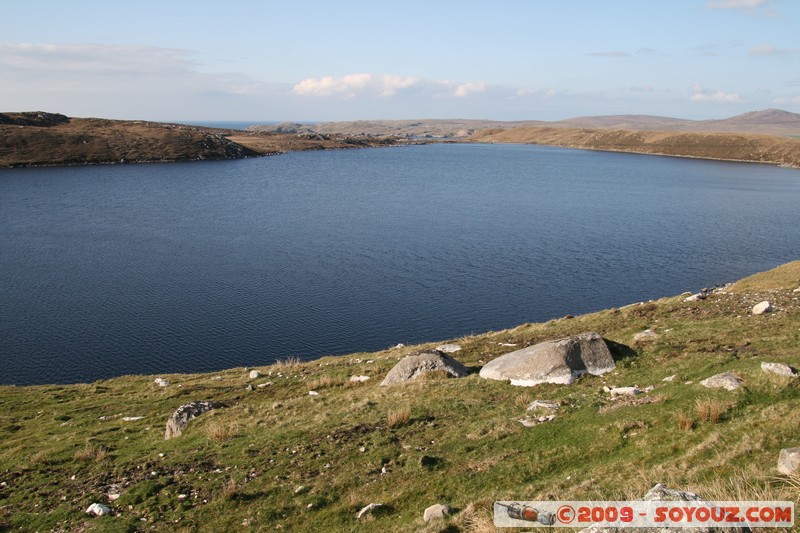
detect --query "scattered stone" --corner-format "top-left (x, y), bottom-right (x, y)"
top-left (294, 485), bottom-right (308, 494)
top-left (359, 446), bottom-right (366, 453)
top-left (479, 332), bottom-right (615, 386)
top-left (633, 329), bottom-right (659, 343)
top-left (394, 343), bottom-right (406, 348)
top-left (778, 448), bottom-right (800, 475)
top-left (380, 350), bottom-right (469, 386)
top-left (683, 293), bottom-right (705, 302)
top-left (700, 372), bottom-right (743, 391)
top-left (662, 375), bottom-right (677, 382)
top-left (177, 494), bottom-right (188, 501)
top-left (164, 401), bottom-right (224, 439)
top-left (245, 384), bottom-right (254, 391)
top-left (604, 386), bottom-right (642, 396)
top-left (793, 287), bottom-right (800, 293)
top-left (121, 416), bottom-right (144, 421)
top-left (435, 343), bottom-right (462, 353)
top-left (249, 370), bottom-right (261, 379)
top-left (257, 382), bottom-right (272, 388)
top-left (106, 485), bottom-right (121, 501)
top-left (86, 503), bottom-right (110, 517)
top-left (349, 375), bottom-right (371, 383)
top-left (423, 503), bottom-right (452, 522)
top-left (752, 301), bottom-right (773, 315)
top-left (154, 378), bottom-right (169, 387)
top-left (308, 390), bottom-right (319, 396)
top-left (356, 503), bottom-right (383, 519)
top-left (761, 362), bottom-right (798, 377)
top-left (518, 415), bottom-right (556, 427)
top-left (527, 400), bottom-right (559, 411)
top-left (498, 342), bottom-right (517, 347)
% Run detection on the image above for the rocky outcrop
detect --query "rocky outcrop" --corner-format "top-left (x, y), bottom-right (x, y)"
top-left (479, 332), bottom-right (615, 386)
top-left (164, 401), bottom-right (224, 439)
top-left (700, 372), bottom-right (743, 391)
top-left (380, 350), bottom-right (469, 386)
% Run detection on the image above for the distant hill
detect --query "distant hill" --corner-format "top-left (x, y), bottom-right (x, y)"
top-left (249, 109), bottom-right (800, 138)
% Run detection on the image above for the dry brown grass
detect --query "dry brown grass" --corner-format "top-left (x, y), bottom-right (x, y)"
top-left (387, 408), bottom-right (411, 428)
top-left (676, 410), bottom-right (695, 432)
top-left (74, 443), bottom-right (108, 462)
top-left (695, 398), bottom-right (731, 423)
top-left (459, 500), bottom-right (499, 533)
top-left (306, 375), bottom-right (340, 390)
top-left (205, 420), bottom-right (240, 442)
top-left (271, 356), bottom-right (301, 369)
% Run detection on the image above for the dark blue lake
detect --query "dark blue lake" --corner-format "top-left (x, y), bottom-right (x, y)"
top-left (2, 143), bottom-right (799, 386)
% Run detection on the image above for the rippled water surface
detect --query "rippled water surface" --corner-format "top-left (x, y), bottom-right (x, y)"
top-left (2, 143), bottom-right (799, 385)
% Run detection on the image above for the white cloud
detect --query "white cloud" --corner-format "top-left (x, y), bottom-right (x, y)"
top-left (293, 74), bottom-right (492, 99)
top-left (453, 81), bottom-right (486, 98)
top-left (0, 43), bottom-right (197, 76)
top-left (293, 73), bottom-right (423, 98)
top-left (690, 83), bottom-right (742, 102)
top-left (707, 0), bottom-right (768, 9)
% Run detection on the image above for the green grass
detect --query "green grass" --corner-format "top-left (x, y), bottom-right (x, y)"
top-left (1, 262), bottom-right (799, 531)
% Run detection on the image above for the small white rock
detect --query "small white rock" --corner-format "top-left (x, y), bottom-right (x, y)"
top-left (752, 301), bottom-right (773, 315)
top-left (436, 343), bottom-right (462, 353)
top-left (249, 370), bottom-right (261, 379)
top-left (356, 503), bottom-right (383, 519)
top-left (308, 390), bottom-right (319, 396)
top-left (122, 416), bottom-right (144, 421)
top-left (154, 378), bottom-right (169, 387)
top-left (662, 374), bottom-right (677, 382)
top-left (349, 375), bottom-right (370, 382)
top-left (527, 400), bottom-right (559, 411)
top-left (604, 386), bottom-right (642, 396)
top-left (86, 503), bottom-right (110, 516)
top-left (177, 494), bottom-right (188, 501)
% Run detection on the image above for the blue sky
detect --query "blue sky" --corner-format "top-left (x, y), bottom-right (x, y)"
top-left (2, 0), bottom-right (799, 121)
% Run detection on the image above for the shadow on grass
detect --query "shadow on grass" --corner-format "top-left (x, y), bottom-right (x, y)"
top-left (605, 339), bottom-right (637, 363)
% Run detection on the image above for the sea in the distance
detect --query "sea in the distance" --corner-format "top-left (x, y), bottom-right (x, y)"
top-left (2, 143), bottom-right (799, 386)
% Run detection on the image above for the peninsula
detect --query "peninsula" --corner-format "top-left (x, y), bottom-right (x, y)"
top-left (0, 112), bottom-right (401, 168)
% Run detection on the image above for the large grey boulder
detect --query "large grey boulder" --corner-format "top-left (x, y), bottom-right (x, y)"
top-left (479, 332), bottom-right (615, 386)
top-left (164, 401), bottom-right (224, 439)
top-left (380, 350), bottom-right (469, 386)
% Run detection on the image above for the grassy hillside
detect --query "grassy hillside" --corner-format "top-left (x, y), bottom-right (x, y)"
top-left (471, 127), bottom-right (800, 168)
top-left (1, 262), bottom-right (799, 531)
top-left (0, 112), bottom-right (401, 167)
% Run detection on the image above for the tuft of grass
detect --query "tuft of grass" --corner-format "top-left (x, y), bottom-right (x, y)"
top-left (306, 375), bottom-right (339, 390)
top-left (695, 398), bottom-right (731, 423)
top-left (387, 408), bottom-right (411, 428)
top-left (205, 420), bottom-right (240, 442)
top-left (272, 356), bottom-right (301, 369)
top-left (676, 411), bottom-right (695, 432)
top-left (73, 443), bottom-right (108, 462)
top-left (220, 477), bottom-right (243, 500)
